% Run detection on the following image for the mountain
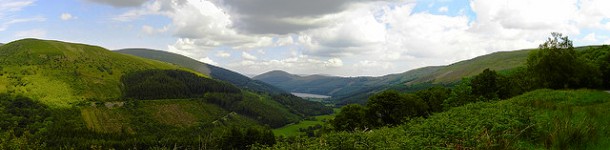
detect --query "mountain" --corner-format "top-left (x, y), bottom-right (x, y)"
top-left (255, 46), bottom-right (605, 105)
top-left (254, 50), bottom-right (538, 105)
top-left (116, 48), bottom-right (287, 95)
top-left (0, 38), bottom-right (183, 107)
top-left (0, 38), bottom-right (327, 148)
top-left (412, 49), bottom-right (531, 83)
top-left (255, 67), bottom-right (442, 104)
top-left (115, 48), bottom-right (332, 117)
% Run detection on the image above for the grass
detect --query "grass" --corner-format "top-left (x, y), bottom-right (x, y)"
top-left (78, 99), bottom-right (263, 134)
top-left (0, 38), bottom-right (199, 108)
top-left (81, 107), bottom-right (132, 134)
top-left (267, 89), bottom-right (610, 149)
top-left (273, 108), bottom-right (340, 137)
top-left (137, 99), bottom-right (229, 127)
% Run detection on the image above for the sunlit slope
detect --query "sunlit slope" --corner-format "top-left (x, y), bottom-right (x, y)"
top-left (414, 49), bottom-right (531, 84)
top-left (0, 39), bottom-right (183, 107)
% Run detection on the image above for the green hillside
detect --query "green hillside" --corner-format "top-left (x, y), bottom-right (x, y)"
top-left (414, 49), bottom-right (531, 83)
top-left (0, 39), bottom-right (323, 148)
top-left (0, 39), bottom-right (184, 107)
top-left (267, 89), bottom-right (610, 149)
top-left (116, 48), bottom-right (287, 95)
top-left (254, 67), bottom-right (442, 104)
top-left (116, 49), bottom-right (333, 117)
top-left (255, 46), bottom-right (603, 105)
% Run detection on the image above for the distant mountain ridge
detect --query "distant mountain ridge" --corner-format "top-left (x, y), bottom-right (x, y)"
top-left (255, 67), bottom-right (442, 104)
top-left (116, 48), bottom-right (287, 95)
top-left (116, 48), bottom-right (332, 117)
top-left (255, 46), bottom-right (601, 105)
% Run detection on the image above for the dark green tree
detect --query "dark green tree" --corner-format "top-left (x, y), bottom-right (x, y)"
top-left (470, 69), bottom-right (499, 100)
top-left (366, 90), bottom-right (428, 127)
top-left (527, 32), bottom-right (601, 89)
top-left (331, 104), bottom-right (368, 131)
top-left (443, 79), bottom-right (478, 109)
top-left (415, 86), bottom-right (451, 113)
top-left (579, 45), bottom-right (610, 89)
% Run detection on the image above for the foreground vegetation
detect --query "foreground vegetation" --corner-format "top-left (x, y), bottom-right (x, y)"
top-left (263, 89), bottom-right (610, 149)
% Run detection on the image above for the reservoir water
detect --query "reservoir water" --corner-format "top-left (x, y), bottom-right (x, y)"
top-left (291, 92), bottom-right (331, 99)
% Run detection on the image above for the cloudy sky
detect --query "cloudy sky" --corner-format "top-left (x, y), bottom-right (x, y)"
top-left (1, 0), bottom-right (609, 76)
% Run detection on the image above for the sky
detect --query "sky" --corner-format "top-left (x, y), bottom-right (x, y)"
top-left (1, 0), bottom-right (610, 77)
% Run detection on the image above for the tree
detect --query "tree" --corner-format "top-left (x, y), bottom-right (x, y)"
top-left (579, 45), bottom-right (610, 89)
top-left (443, 79), bottom-right (478, 109)
top-left (527, 32), bottom-right (601, 89)
top-left (470, 69), bottom-right (499, 100)
top-left (331, 104), bottom-right (368, 131)
top-left (366, 90), bottom-right (428, 127)
top-left (415, 86), bottom-right (451, 113)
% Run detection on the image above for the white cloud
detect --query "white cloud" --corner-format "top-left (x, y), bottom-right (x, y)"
top-left (0, 17), bottom-right (46, 31)
top-left (15, 29), bottom-right (47, 38)
top-left (242, 51), bottom-right (258, 60)
top-left (216, 51), bottom-right (231, 58)
top-left (60, 13), bottom-right (76, 20)
top-left (141, 25), bottom-right (168, 35)
top-left (438, 6), bottom-right (448, 13)
top-left (198, 57), bottom-right (218, 65)
top-left (582, 33), bottom-right (598, 43)
top-left (0, 1), bottom-right (42, 32)
top-left (86, 0), bottom-right (149, 7)
top-left (0, 0), bottom-right (34, 16)
top-left (227, 55), bottom-right (346, 75)
top-left (111, 0), bottom-right (610, 76)
top-left (325, 58), bottom-right (343, 67)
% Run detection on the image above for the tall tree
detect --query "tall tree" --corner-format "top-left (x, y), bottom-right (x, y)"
top-left (331, 104), bottom-right (368, 131)
top-left (415, 86), bottom-right (451, 113)
top-left (527, 32), bottom-right (600, 89)
top-left (366, 90), bottom-right (428, 127)
top-left (470, 69), bottom-right (499, 100)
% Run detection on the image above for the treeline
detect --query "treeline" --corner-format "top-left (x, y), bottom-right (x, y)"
top-left (122, 69), bottom-right (332, 127)
top-left (270, 94), bottom-right (334, 116)
top-left (122, 69), bottom-right (240, 100)
top-left (331, 32), bottom-right (610, 132)
top-left (0, 94), bottom-right (278, 149)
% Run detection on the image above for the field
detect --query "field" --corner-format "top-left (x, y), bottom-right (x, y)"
top-left (273, 108), bottom-right (340, 137)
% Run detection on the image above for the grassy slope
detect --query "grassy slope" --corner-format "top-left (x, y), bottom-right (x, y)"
top-left (0, 39), bottom-right (186, 107)
top-left (80, 99), bottom-right (259, 134)
top-left (269, 89), bottom-right (610, 149)
top-left (116, 49), bottom-right (332, 119)
top-left (116, 48), bottom-right (287, 95)
top-left (415, 49), bottom-right (531, 83)
top-left (273, 108), bottom-right (339, 137)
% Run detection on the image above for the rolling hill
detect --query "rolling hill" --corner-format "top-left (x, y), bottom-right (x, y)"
top-left (255, 46), bottom-right (604, 105)
top-left (254, 49), bottom-right (539, 105)
top-left (115, 48), bottom-right (286, 95)
top-left (254, 66), bottom-right (442, 104)
top-left (115, 49), bottom-right (332, 116)
top-left (0, 38), bottom-right (329, 148)
top-left (0, 38), bottom-right (184, 107)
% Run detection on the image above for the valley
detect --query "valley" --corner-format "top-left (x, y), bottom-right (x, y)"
top-left (3, 1), bottom-right (610, 149)
top-left (1, 35), bottom-right (609, 149)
